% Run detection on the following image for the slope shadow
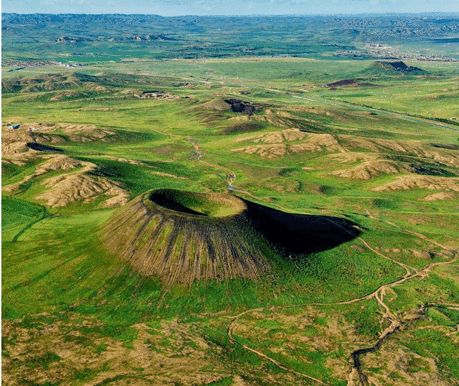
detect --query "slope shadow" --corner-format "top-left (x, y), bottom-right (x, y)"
top-left (26, 142), bottom-right (63, 153)
top-left (150, 190), bottom-right (205, 216)
top-left (243, 199), bottom-right (361, 255)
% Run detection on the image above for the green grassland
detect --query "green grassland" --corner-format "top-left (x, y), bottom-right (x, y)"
top-left (3, 26), bottom-right (459, 386)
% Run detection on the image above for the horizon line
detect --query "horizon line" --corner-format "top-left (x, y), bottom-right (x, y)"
top-left (3, 11), bottom-right (459, 17)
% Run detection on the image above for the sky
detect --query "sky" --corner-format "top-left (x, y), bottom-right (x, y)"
top-left (3, 0), bottom-right (459, 16)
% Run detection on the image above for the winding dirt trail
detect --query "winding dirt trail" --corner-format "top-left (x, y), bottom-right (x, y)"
top-left (227, 310), bottom-right (327, 385)
top-left (224, 205), bottom-right (457, 385)
top-left (180, 135), bottom-right (457, 385)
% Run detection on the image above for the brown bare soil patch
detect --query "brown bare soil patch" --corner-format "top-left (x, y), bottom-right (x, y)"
top-left (236, 144), bottom-right (288, 159)
top-left (235, 130), bottom-right (344, 158)
top-left (373, 175), bottom-right (459, 192)
top-left (328, 152), bottom-right (376, 164)
top-left (290, 133), bottom-right (345, 154)
top-left (36, 155), bottom-right (85, 173)
top-left (38, 172), bottom-right (128, 208)
top-left (362, 341), bottom-right (449, 386)
top-left (422, 192), bottom-right (456, 201)
top-left (251, 128), bottom-right (305, 144)
top-left (2, 314), bottom-right (229, 386)
top-left (340, 136), bottom-right (459, 167)
top-left (3, 155), bottom-right (87, 193)
top-left (332, 159), bottom-right (403, 180)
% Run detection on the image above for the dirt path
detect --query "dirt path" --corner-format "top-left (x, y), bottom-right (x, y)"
top-left (227, 308), bottom-right (327, 385)
top-left (175, 150), bottom-right (456, 384)
top-left (224, 206), bottom-right (457, 385)
top-left (347, 247), bottom-right (457, 384)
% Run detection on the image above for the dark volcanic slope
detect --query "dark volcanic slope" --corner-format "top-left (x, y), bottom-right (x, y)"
top-left (244, 199), bottom-right (361, 255)
top-left (102, 189), bottom-right (361, 284)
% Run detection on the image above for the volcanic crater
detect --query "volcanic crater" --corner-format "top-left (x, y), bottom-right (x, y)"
top-left (103, 189), bottom-right (361, 284)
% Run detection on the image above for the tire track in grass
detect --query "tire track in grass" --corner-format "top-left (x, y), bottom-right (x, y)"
top-left (11, 205), bottom-right (52, 243)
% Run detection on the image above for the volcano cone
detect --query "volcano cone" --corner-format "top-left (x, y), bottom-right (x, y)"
top-left (102, 189), bottom-right (270, 284)
top-left (102, 189), bottom-right (361, 284)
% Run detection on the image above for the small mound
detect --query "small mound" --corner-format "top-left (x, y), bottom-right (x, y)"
top-left (38, 173), bottom-right (129, 208)
top-left (367, 61), bottom-right (425, 75)
top-left (327, 79), bottom-right (360, 88)
top-left (332, 160), bottom-right (403, 180)
top-left (102, 189), bottom-right (361, 284)
top-left (326, 79), bottom-right (377, 88)
top-left (289, 133), bottom-right (345, 154)
top-left (328, 152), bottom-right (375, 164)
top-left (235, 131), bottom-right (344, 159)
top-left (422, 192), bottom-right (456, 202)
top-left (138, 91), bottom-right (179, 100)
top-left (3, 155), bottom-right (88, 193)
top-left (236, 144), bottom-right (288, 159)
top-left (200, 98), bottom-right (231, 112)
top-left (373, 175), bottom-right (459, 192)
top-left (2, 73), bottom-right (82, 93)
top-left (253, 128), bottom-right (306, 144)
top-left (40, 122), bottom-right (116, 142)
top-left (9, 155), bottom-right (130, 208)
top-left (2, 122), bottom-right (117, 165)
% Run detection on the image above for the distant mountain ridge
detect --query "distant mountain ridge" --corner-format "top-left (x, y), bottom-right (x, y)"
top-left (3, 13), bottom-right (459, 62)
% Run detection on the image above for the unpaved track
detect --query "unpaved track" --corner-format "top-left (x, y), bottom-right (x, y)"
top-left (224, 205), bottom-right (457, 385)
top-left (227, 308), bottom-right (326, 385)
top-left (8, 124), bottom-right (457, 384)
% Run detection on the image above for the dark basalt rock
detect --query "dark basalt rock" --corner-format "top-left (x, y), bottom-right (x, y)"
top-left (224, 99), bottom-right (256, 115)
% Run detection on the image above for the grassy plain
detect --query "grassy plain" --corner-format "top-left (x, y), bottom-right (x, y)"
top-left (2, 49), bottom-right (459, 385)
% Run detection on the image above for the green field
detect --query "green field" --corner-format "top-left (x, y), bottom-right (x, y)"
top-left (2, 13), bottom-right (459, 386)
